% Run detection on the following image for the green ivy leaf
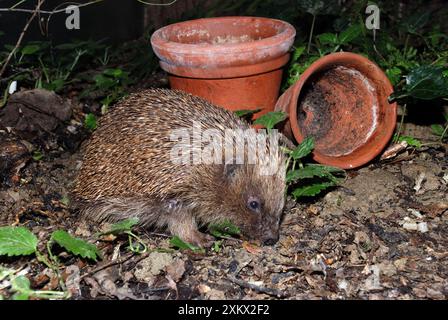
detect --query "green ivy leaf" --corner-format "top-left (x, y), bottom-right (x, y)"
top-left (0, 226), bottom-right (38, 256)
top-left (100, 218), bottom-right (140, 235)
top-left (292, 182), bottom-right (335, 198)
top-left (51, 230), bottom-right (101, 261)
top-left (253, 111), bottom-right (288, 132)
top-left (84, 113), bottom-right (97, 131)
top-left (291, 136), bottom-right (315, 160)
top-left (391, 65), bottom-right (448, 101)
top-left (169, 236), bottom-right (205, 253)
top-left (208, 220), bottom-right (241, 238)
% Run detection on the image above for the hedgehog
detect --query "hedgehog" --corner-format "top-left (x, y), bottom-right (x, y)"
top-left (72, 89), bottom-right (287, 247)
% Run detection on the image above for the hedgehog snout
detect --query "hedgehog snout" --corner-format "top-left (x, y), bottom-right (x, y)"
top-left (261, 225), bottom-right (280, 246)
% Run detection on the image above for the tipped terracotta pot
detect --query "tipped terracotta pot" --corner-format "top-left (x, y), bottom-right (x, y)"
top-left (275, 52), bottom-right (397, 169)
top-left (151, 16), bottom-right (296, 118)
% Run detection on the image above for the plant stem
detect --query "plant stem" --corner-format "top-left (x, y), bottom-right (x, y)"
top-left (35, 250), bottom-right (54, 270)
top-left (127, 231), bottom-right (148, 254)
top-left (307, 14), bottom-right (316, 54)
top-left (440, 123), bottom-right (448, 141)
top-left (0, 0), bottom-right (45, 78)
top-left (403, 34), bottom-right (410, 54)
top-left (394, 104), bottom-right (407, 143)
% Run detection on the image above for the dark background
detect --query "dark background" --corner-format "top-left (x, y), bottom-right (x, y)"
top-left (2, 0), bottom-right (446, 47)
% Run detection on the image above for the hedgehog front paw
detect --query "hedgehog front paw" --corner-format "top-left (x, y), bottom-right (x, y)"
top-left (184, 231), bottom-right (215, 248)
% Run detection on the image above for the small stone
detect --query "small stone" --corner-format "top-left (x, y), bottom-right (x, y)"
top-left (197, 284), bottom-right (211, 294)
top-left (426, 288), bottom-right (445, 299)
top-left (417, 222), bottom-right (428, 233)
top-left (402, 222), bottom-right (418, 231)
top-left (413, 287), bottom-right (427, 298)
top-left (393, 258), bottom-right (407, 271)
top-left (134, 252), bottom-right (174, 284)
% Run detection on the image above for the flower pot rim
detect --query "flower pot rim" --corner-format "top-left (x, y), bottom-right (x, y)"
top-left (150, 16), bottom-right (296, 68)
top-left (159, 54), bottom-right (290, 79)
top-left (283, 52), bottom-right (397, 169)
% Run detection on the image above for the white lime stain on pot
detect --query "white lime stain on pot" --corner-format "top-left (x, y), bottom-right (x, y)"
top-left (333, 66), bottom-right (379, 155)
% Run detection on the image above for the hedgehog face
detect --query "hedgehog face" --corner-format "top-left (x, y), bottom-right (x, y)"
top-left (220, 163), bottom-right (286, 245)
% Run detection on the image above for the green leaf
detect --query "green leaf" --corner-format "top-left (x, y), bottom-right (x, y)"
top-left (11, 275), bottom-right (31, 292)
top-left (397, 135), bottom-right (422, 148)
top-left (94, 74), bottom-right (115, 90)
top-left (51, 230), bottom-right (101, 261)
top-left (386, 67), bottom-right (402, 85)
top-left (169, 236), bottom-right (205, 253)
top-left (12, 292), bottom-right (30, 300)
top-left (253, 111), bottom-right (288, 131)
top-left (0, 226), bottom-right (38, 256)
top-left (291, 46), bottom-right (306, 63)
top-left (317, 33), bottom-right (338, 45)
top-left (101, 218), bottom-right (139, 235)
top-left (431, 124), bottom-right (445, 136)
top-left (21, 44), bottom-right (40, 55)
top-left (212, 240), bottom-right (223, 253)
top-left (287, 164), bottom-right (344, 183)
top-left (43, 79), bottom-right (65, 92)
top-left (103, 68), bottom-right (123, 78)
top-left (234, 108), bottom-right (261, 118)
top-left (391, 65), bottom-right (448, 100)
top-left (32, 150), bottom-right (43, 161)
top-left (208, 220), bottom-right (241, 238)
top-left (84, 113), bottom-right (97, 130)
top-left (338, 24), bottom-right (362, 44)
top-left (10, 275), bottom-right (31, 300)
top-left (292, 182), bottom-right (335, 198)
top-left (291, 136), bottom-right (315, 160)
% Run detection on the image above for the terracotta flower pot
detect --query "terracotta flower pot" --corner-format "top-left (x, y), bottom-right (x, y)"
top-left (151, 16), bottom-right (296, 118)
top-left (275, 52), bottom-right (397, 169)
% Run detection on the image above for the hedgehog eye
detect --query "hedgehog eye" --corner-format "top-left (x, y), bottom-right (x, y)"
top-left (247, 196), bottom-right (261, 213)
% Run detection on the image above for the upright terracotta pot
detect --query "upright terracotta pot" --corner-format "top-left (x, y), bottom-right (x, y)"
top-left (151, 16), bottom-right (296, 118)
top-left (275, 52), bottom-right (397, 169)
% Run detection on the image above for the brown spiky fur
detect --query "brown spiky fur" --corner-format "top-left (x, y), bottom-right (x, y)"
top-left (72, 89), bottom-right (286, 246)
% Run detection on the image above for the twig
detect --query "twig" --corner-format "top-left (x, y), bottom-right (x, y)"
top-left (0, 0), bottom-right (45, 78)
top-left (80, 252), bottom-right (137, 280)
top-left (307, 14), bottom-right (316, 54)
top-left (393, 104), bottom-right (407, 143)
top-left (0, 0), bottom-right (178, 14)
top-left (136, 0), bottom-right (178, 5)
top-left (0, 0), bottom-right (103, 14)
top-left (228, 275), bottom-right (289, 298)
